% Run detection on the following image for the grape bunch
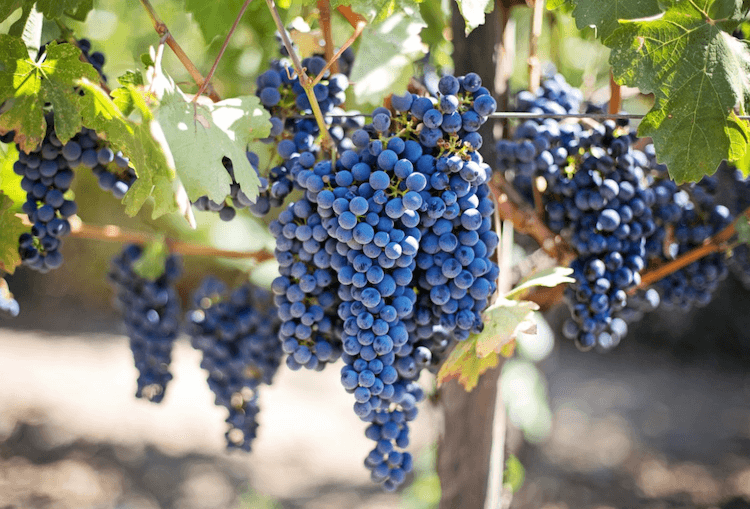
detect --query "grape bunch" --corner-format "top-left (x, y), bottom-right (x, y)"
top-left (14, 114), bottom-right (79, 272)
top-left (187, 277), bottom-right (283, 451)
top-left (108, 244), bottom-right (182, 403)
top-left (642, 150), bottom-right (732, 311)
top-left (265, 71), bottom-right (499, 490)
top-left (499, 72), bottom-right (740, 350)
top-left (0, 277), bottom-right (19, 319)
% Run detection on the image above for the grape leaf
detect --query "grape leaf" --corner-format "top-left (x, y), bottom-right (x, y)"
top-left (156, 89), bottom-right (269, 204)
top-left (0, 0), bottom-right (93, 22)
top-left (474, 298), bottom-right (539, 358)
top-left (0, 142), bottom-right (24, 208)
top-left (133, 239), bottom-right (168, 280)
top-left (551, 0), bottom-right (664, 40)
top-left (349, 11), bottom-right (426, 105)
top-left (0, 191), bottom-right (26, 274)
top-left (77, 80), bottom-right (177, 218)
top-left (0, 37), bottom-right (99, 152)
top-left (184, 0), bottom-right (247, 43)
top-left (454, 0), bottom-right (494, 35)
top-left (436, 338), bottom-right (499, 392)
top-left (607, 0), bottom-right (750, 182)
top-left (505, 266), bottom-right (574, 300)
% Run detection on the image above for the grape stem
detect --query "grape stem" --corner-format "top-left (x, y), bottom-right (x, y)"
top-left (633, 206), bottom-right (750, 292)
top-left (192, 0), bottom-right (254, 102)
top-left (265, 0), bottom-right (337, 157)
top-left (138, 0), bottom-right (221, 102)
top-left (17, 214), bottom-right (273, 261)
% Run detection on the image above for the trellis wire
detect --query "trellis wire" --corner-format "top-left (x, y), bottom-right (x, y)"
top-left (293, 111), bottom-right (750, 121)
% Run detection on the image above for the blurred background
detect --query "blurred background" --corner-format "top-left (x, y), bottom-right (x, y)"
top-left (1, 0), bottom-right (750, 508)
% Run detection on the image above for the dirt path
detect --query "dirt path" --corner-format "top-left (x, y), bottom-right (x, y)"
top-left (0, 329), bottom-right (440, 509)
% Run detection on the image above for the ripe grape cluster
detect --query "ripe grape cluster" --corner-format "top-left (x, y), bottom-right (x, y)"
top-left (14, 114), bottom-right (79, 272)
top-left (108, 245), bottom-right (182, 403)
top-left (500, 73), bottom-right (740, 350)
top-left (266, 71), bottom-right (499, 490)
top-left (187, 277), bottom-right (282, 451)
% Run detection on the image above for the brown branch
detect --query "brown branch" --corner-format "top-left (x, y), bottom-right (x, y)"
top-left (528, 0), bottom-right (545, 93)
top-left (17, 215), bottom-right (273, 261)
top-left (336, 5), bottom-right (367, 28)
top-left (634, 207), bottom-right (750, 292)
top-left (608, 70), bottom-right (621, 115)
top-left (138, 0), bottom-right (221, 102)
top-left (490, 174), bottom-right (576, 265)
top-left (193, 0), bottom-right (254, 102)
top-left (317, 0), bottom-right (336, 73)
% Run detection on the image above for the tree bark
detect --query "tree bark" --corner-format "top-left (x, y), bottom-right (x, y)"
top-left (437, 5), bottom-right (516, 509)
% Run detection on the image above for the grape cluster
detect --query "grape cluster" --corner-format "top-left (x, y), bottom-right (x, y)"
top-left (0, 277), bottom-right (19, 319)
top-left (14, 114), bottom-right (78, 272)
top-left (642, 151), bottom-right (731, 311)
top-left (266, 71), bottom-right (499, 490)
top-left (108, 245), bottom-right (182, 403)
top-left (500, 73), bottom-right (740, 349)
top-left (187, 277), bottom-right (282, 451)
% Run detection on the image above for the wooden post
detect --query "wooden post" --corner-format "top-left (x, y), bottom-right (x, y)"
top-left (438, 4), bottom-right (519, 509)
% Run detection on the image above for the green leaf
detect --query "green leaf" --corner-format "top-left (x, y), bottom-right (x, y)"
top-left (156, 90), bottom-right (269, 204)
top-left (0, 142), bottom-right (25, 210)
top-left (454, 0), bottom-right (494, 35)
top-left (184, 0), bottom-right (247, 43)
top-left (0, 0), bottom-right (93, 22)
top-left (0, 0), bottom-right (22, 23)
top-left (736, 215), bottom-right (750, 245)
top-left (503, 455), bottom-right (525, 493)
top-left (349, 11), bottom-right (426, 105)
top-left (558, 0), bottom-right (664, 40)
top-left (63, 0), bottom-right (93, 21)
top-left (436, 338), bottom-right (499, 392)
top-left (117, 70), bottom-right (144, 87)
top-left (132, 240), bottom-right (169, 280)
top-left (77, 80), bottom-right (177, 218)
top-left (475, 299), bottom-right (539, 358)
top-left (505, 266), bottom-right (575, 300)
top-left (607, 0), bottom-right (750, 183)
top-left (0, 37), bottom-right (99, 151)
top-left (0, 191), bottom-right (26, 274)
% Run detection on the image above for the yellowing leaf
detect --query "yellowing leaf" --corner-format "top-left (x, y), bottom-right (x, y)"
top-left (505, 266), bottom-right (574, 300)
top-left (475, 299), bottom-right (539, 358)
top-left (436, 339), bottom-right (499, 392)
top-left (0, 191), bottom-right (27, 274)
